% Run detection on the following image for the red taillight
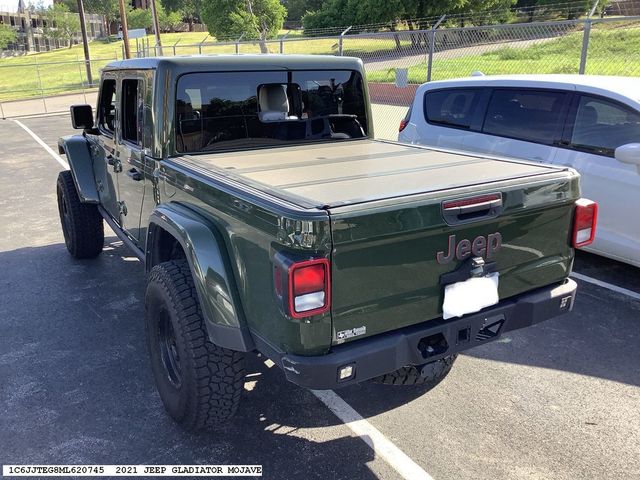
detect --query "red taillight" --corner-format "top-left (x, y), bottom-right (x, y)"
top-left (274, 255), bottom-right (331, 319)
top-left (573, 198), bottom-right (598, 248)
top-left (399, 106), bottom-right (412, 132)
top-left (293, 264), bottom-right (325, 296)
top-left (289, 259), bottom-right (330, 318)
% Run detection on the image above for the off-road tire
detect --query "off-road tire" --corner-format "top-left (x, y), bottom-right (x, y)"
top-left (145, 259), bottom-right (246, 431)
top-left (372, 354), bottom-right (457, 389)
top-left (56, 170), bottom-right (104, 259)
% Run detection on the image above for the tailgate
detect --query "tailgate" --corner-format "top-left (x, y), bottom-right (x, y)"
top-left (329, 172), bottom-right (580, 344)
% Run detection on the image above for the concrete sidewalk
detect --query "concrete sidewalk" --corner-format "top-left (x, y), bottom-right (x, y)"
top-left (0, 90), bottom-right (98, 119)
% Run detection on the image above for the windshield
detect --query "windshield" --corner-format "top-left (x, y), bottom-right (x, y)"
top-left (175, 70), bottom-right (368, 153)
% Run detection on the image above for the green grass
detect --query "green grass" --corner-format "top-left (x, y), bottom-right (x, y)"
top-left (367, 25), bottom-right (640, 84)
top-left (0, 30), bottom-right (412, 101)
top-left (3, 24), bottom-right (639, 102)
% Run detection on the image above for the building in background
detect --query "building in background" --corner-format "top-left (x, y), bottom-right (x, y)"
top-left (0, 0), bottom-right (105, 53)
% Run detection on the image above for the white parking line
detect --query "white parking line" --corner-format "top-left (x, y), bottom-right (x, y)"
top-left (312, 390), bottom-right (433, 480)
top-left (12, 119), bottom-right (69, 170)
top-left (571, 272), bottom-right (640, 301)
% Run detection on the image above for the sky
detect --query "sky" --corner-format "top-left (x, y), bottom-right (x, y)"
top-left (1, 0), bottom-right (53, 12)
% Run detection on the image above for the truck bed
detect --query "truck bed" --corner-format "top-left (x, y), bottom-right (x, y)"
top-left (175, 139), bottom-right (567, 210)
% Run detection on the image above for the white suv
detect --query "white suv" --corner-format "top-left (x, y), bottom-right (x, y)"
top-left (399, 75), bottom-right (640, 267)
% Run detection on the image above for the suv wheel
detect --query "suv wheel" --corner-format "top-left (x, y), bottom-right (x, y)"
top-left (371, 354), bottom-right (457, 389)
top-left (56, 170), bottom-right (104, 259)
top-left (145, 259), bottom-right (246, 431)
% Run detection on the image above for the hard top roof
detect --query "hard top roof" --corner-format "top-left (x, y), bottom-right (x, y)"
top-left (103, 54), bottom-right (364, 72)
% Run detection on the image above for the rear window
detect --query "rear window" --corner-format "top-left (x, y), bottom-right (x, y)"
top-left (482, 89), bottom-right (568, 144)
top-left (569, 95), bottom-right (640, 156)
top-left (424, 89), bottom-right (482, 129)
top-left (175, 70), bottom-right (368, 153)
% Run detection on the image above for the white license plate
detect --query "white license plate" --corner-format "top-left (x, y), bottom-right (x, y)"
top-left (442, 273), bottom-right (499, 320)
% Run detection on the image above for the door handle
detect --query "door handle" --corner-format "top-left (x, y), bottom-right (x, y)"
top-left (127, 168), bottom-right (143, 181)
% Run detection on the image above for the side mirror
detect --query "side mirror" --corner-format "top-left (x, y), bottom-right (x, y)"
top-left (615, 143), bottom-right (640, 168)
top-left (70, 104), bottom-right (94, 130)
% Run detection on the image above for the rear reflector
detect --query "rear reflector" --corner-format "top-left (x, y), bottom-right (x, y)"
top-left (573, 198), bottom-right (598, 248)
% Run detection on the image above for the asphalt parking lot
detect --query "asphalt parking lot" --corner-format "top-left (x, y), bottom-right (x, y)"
top-left (1, 113), bottom-right (639, 480)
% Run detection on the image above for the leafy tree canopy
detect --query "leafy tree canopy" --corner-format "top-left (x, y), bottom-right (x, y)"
top-left (282, 0), bottom-right (323, 21)
top-left (44, 3), bottom-right (81, 47)
top-left (0, 23), bottom-right (18, 49)
top-left (201, 0), bottom-right (287, 43)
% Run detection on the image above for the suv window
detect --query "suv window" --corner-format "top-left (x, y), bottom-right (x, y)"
top-left (98, 79), bottom-right (116, 135)
top-left (175, 70), bottom-right (368, 153)
top-left (482, 89), bottom-right (568, 144)
top-left (122, 78), bottom-right (143, 146)
top-left (424, 89), bottom-right (481, 129)
top-left (569, 95), bottom-right (640, 156)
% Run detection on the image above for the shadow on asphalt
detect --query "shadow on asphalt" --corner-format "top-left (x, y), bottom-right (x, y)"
top-left (573, 250), bottom-right (640, 293)
top-left (0, 238), bottom-right (398, 477)
top-left (1, 238), bottom-right (639, 473)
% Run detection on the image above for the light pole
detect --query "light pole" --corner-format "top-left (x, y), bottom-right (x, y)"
top-left (76, 0), bottom-right (92, 85)
top-left (118, 0), bottom-right (131, 59)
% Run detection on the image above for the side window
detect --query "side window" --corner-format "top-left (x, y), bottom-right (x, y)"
top-left (482, 89), bottom-right (568, 144)
top-left (569, 95), bottom-right (640, 156)
top-left (121, 78), bottom-right (144, 146)
top-left (424, 89), bottom-right (482, 129)
top-left (98, 79), bottom-right (116, 135)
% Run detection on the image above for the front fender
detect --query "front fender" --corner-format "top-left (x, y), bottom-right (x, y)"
top-left (58, 135), bottom-right (99, 203)
top-left (147, 203), bottom-right (254, 352)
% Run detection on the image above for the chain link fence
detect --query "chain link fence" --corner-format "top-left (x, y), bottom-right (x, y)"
top-left (2, 15), bottom-right (640, 135)
top-left (136, 16), bottom-right (640, 140)
top-left (0, 56), bottom-right (117, 118)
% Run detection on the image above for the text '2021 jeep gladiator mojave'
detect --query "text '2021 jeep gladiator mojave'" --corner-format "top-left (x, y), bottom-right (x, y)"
top-left (56, 55), bottom-right (597, 431)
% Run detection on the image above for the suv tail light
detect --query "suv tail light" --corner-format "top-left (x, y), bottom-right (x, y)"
top-left (273, 256), bottom-right (330, 318)
top-left (573, 198), bottom-right (598, 248)
top-left (399, 106), bottom-right (412, 132)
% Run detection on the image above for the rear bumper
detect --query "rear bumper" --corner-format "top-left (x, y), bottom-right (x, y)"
top-left (254, 279), bottom-right (577, 390)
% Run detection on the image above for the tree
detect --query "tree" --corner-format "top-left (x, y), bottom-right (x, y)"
top-left (161, 0), bottom-right (203, 31)
top-left (127, 6), bottom-right (152, 30)
top-left (0, 23), bottom-right (18, 50)
top-left (282, 0), bottom-right (323, 22)
top-left (201, 0), bottom-right (287, 53)
top-left (84, 0), bottom-right (120, 35)
top-left (44, 4), bottom-right (81, 48)
top-left (159, 9), bottom-right (184, 32)
top-left (514, 0), bottom-right (599, 22)
top-left (58, 0), bottom-right (79, 13)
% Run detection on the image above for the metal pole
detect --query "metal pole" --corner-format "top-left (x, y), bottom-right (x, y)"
top-left (579, 19), bottom-right (591, 74)
top-left (35, 57), bottom-right (47, 113)
top-left (76, 54), bottom-right (88, 104)
top-left (117, 0), bottom-right (131, 59)
top-left (0, 102), bottom-right (6, 120)
top-left (427, 15), bottom-right (446, 82)
top-left (279, 30), bottom-right (290, 54)
top-left (149, 0), bottom-right (163, 56)
top-left (198, 34), bottom-right (208, 55)
top-left (235, 33), bottom-right (244, 55)
top-left (338, 26), bottom-right (352, 56)
top-left (76, 0), bottom-right (93, 85)
top-left (173, 39), bottom-right (180, 56)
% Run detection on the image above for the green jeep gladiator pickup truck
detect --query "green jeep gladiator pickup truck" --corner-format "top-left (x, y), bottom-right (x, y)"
top-left (56, 55), bottom-right (597, 431)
